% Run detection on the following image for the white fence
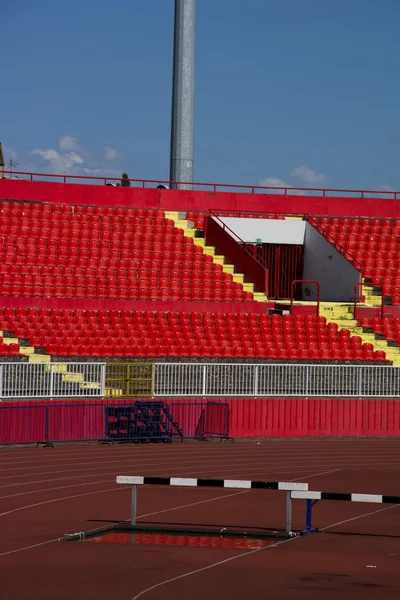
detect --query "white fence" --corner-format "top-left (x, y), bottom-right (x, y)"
top-left (1, 362), bottom-right (400, 399)
top-left (0, 363), bottom-right (106, 399)
top-left (153, 363), bottom-right (400, 398)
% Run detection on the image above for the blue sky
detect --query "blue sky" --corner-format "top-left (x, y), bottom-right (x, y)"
top-left (2, 0), bottom-right (400, 191)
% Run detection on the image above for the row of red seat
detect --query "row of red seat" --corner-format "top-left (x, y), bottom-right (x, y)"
top-left (0, 260), bottom-right (218, 277)
top-left (316, 217), bottom-right (395, 228)
top-left (0, 201), bottom-right (166, 218)
top-left (43, 343), bottom-right (387, 361)
top-left (0, 271), bottom-right (237, 285)
top-left (316, 217), bottom-right (400, 303)
top-left (0, 308), bottom-right (386, 362)
top-left (0, 285), bottom-right (253, 301)
top-left (0, 343), bottom-right (22, 356)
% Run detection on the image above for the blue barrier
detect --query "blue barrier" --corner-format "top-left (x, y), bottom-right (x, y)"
top-left (0, 401), bottom-right (232, 446)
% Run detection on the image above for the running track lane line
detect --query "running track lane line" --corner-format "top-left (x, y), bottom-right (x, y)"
top-left (0, 463), bottom-right (342, 494)
top-left (0, 466), bottom-right (341, 503)
top-left (0, 468), bottom-right (339, 557)
top-left (0, 489), bottom-right (251, 558)
top-left (130, 503), bottom-right (400, 600)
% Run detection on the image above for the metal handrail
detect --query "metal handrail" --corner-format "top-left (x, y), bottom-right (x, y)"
top-left (207, 211), bottom-right (269, 294)
top-left (1, 170), bottom-right (399, 199)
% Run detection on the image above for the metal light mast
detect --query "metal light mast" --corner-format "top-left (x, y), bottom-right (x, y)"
top-left (169, 0), bottom-right (196, 189)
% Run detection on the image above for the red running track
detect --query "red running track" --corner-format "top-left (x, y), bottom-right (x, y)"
top-left (1, 440), bottom-right (400, 599)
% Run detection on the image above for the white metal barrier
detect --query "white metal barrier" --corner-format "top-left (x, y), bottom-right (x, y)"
top-left (0, 362), bottom-right (106, 399)
top-left (2, 361), bottom-right (400, 400)
top-left (153, 362), bottom-right (400, 398)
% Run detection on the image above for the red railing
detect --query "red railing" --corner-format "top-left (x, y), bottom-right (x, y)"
top-left (290, 280), bottom-right (321, 316)
top-left (1, 170), bottom-right (399, 199)
top-left (205, 213), bottom-right (268, 294)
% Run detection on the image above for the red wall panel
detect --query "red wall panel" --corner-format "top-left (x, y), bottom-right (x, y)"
top-left (1, 179), bottom-right (399, 219)
top-left (2, 398), bottom-right (400, 440)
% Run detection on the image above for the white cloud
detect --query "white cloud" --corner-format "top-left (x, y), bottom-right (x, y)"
top-left (57, 136), bottom-right (83, 154)
top-left (290, 165), bottom-right (327, 185)
top-left (380, 184), bottom-right (395, 192)
top-left (31, 148), bottom-right (85, 172)
top-left (13, 136), bottom-right (126, 178)
top-left (259, 177), bottom-right (290, 188)
top-left (104, 146), bottom-right (124, 161)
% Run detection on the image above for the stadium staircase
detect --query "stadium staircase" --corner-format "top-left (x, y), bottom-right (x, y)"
top-left (165, 211), bottom-right (267, 302)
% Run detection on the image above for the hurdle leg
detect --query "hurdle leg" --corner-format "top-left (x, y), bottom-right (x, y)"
top-left (131, 484), bottom-right (137, 526)
top-left (301, 499), bottom-right (318, 536)
top-left (285, 491), bottom-right (292, 535)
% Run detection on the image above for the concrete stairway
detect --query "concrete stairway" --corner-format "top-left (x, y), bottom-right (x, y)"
top-left (167, 211), bottom-right (268, 303)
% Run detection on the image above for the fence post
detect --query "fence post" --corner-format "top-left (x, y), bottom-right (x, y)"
top-left (202, 365), bottom-right (207, 397)
top-left (254, 365), bottom-right (258, 396)
top-left (45, 406), bottom-right (50, 446)
top-left (50, 364), bottom-right (54, 398)
top-left (131, 484), bottom-right (137, 526)
top-left (285, 491), bottom-right (292, 535)
top-left (0, 363), bottom-right (3, 400)
top-left (100, 363), bottom-right (106, 397)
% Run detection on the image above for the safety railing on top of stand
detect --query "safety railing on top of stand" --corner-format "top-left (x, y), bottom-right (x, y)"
top-left (1, 170), bottom-right (399, 199)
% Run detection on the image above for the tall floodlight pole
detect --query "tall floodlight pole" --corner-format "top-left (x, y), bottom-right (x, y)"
top-left (169, 0), bottom-right (196, 190)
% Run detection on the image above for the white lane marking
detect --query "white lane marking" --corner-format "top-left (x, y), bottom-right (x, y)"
top-left (0, 468), bottom-right (338, 559)
top-left (0, 463), bottom-right (341, 494)
top-left (0, 489), bottom-right (253, 557)
top-left (320, 503), bottom-right (400, 531)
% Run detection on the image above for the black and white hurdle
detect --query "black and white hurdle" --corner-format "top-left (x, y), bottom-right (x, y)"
top-left (116, 476), bottom-right (309, 536)
top-left (291, 490), bottom-right (400, 535)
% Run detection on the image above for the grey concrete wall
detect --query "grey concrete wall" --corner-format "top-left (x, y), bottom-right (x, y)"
top-left (302, 223), bottom-right (360, 302)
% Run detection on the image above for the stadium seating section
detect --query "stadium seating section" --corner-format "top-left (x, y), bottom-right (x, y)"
top-left (0, 308), bottom-right (388, 360)
top-left (0, 201), bottom-right (253, 302)
top-left (0, 200), bottom-right (397, 363)
top-left (312, 217), bottom-right (400, 303)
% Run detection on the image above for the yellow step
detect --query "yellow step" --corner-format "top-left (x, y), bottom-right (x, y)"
top-left (184, 228), bottom-right (196, 238)
top-left (2, 338), bottom-right (19, 345)
top-left (19, 346), bottom-right (35, 355)
top-left (48, 363), bottom-right (68, 373)
top-left (222, 264), bottom-right (235, 274)
top-left (62, 373), bottom-right (84, 383)
top-left (233, 273), bottom-right (244, 283)
top-left (193, 237), bottom-right (205, 247)
top-left (254, 293), bottom-right (268, 302)
top-left (243, 283), bottom-right (255, 293)
top-left (105, 388), bottom-right (124, 397)
top-left (175, 220), bottom-right (189, 230)
top-left (80, 382), bottom-right (101, 390)
top-left (165, 211), bottom-right (179, 220)
top-left (213, 255), bottom-right (225, 264)
top-left (29, 354), bottom-right (51, 363)
top-left (203, 246), bottom-right (216, 255)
